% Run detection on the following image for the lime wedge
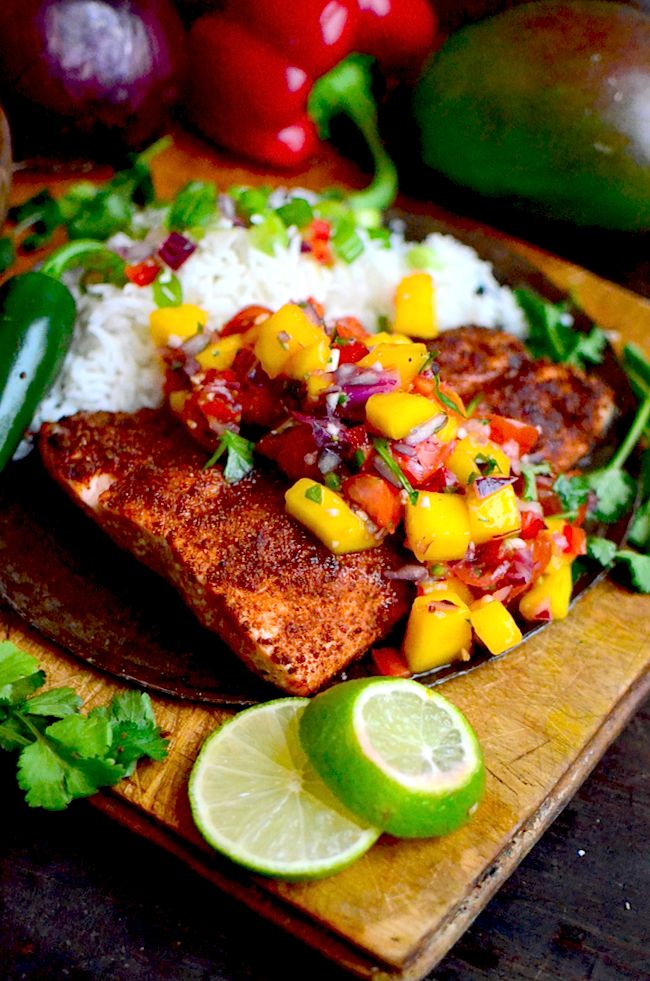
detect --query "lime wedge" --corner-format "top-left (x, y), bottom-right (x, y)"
top-left (188, 698), bottom-right (380, 880)
top-left (299, 678), bottom-right (484, 838)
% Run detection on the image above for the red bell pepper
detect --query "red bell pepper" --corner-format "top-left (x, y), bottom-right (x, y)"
top-left (186, 0), bottom-right (437, 203)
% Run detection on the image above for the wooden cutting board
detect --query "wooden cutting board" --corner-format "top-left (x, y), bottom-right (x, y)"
top-left (3, 132), bottom-right (650, 980)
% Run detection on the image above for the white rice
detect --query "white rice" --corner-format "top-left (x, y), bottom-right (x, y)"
top-left (25, 195), bottom-right (527, 446)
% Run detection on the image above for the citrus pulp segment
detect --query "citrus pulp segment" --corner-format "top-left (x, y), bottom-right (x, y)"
top-left (188, 698), bottom-right (380, 880)
top-left (299, 678), bottom-right (485, 838)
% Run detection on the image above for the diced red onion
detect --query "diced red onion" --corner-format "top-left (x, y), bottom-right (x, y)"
top-left (158, 232), bottom-right (196, 270)
top-left (404, 413), bottom-right (447, 446)
top-left (318, 449), bottom-right (341, 474)
top-left (183, 357), bottom-right (200, 377)
top-left (385, 564), bottom-right (428, 582)
top-left (373, 456), bottom-right (402, 488)
top-left (473, 475), bottom-right (517, 499)
top-left (293, 412), bottom-right (343, 448)
top-left (301, 299), bottom-right (324, 326)
top-left (181, 332), bottom-right (211, 357)
top-left (392, 442), bottom-right (417, 457)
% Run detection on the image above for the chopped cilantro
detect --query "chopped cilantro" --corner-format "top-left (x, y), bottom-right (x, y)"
top-left (553, 473), bottom-right (591, 515)
top-left (629, 499), bottom-right (650, 550)
top-left (0, 641), bottom-right (167, 810)
top-left (520, 462), bottom-right (551, 502)
top-left (434, 374), bottom-right (463, 416)
top-left (586, 536), bottom-right (618, 566)
top-left (515, 287), bottom-right (606, 369)
top-left (324, 473), bottom-right (341, 491)
top-left (614, 550), bottom-right (650, 593)
top-left (204, 431), bottom-right (255, 483)
top-left (153, 269), bottom-right (183, 308)
top-left (305, 484), bottom-right (324, 504)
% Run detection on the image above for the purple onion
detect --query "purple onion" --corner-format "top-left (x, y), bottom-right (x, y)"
top-left (181, 332), bottom-right (211, 357)
top-left (404, 413), bottom-right (447, 446)
top-left (473, 475), bottom-right (517, 499)
top-left (293, 413), bottom-right (344, 448)
top-left (158, 232), bottom-right (196, 270)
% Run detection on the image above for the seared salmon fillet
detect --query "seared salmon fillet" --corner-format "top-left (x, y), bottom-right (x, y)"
top-left (433, 327), bottom-right (615, 470)
top-left (40, 410), bottom-right (410, 695)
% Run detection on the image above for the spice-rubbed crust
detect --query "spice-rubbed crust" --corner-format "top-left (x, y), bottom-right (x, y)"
top-left (40, 409), bottom-right (411, 695)
top-left (434, 327), bottom-right (615, 471)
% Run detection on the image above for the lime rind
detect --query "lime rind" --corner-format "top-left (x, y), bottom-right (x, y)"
top-left (188, 698), bottom-right (379, 880)
top-left (299, 678), bottom-right (485, 839)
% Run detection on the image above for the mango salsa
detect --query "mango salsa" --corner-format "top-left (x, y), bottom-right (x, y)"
top-left (466, 483), bottom-right (521, 545)
top-left (255, 303), bottom-right (328, 378)
top-left (470, 599), bottom-right (522, 655)
top-left (393, 272), bottom-right (438, 339)
top-left (403, 593), bottom-right (471, 673)
top-left (366, 392), bottom-right (444, 440)
top-left (285, 478), bottom-right (378, 554)
top-left (404, 492), bottom-right (471, 563)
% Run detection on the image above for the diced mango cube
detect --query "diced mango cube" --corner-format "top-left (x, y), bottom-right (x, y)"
top-left (402, 593), bottom-right (471, 673)
top-left (357, 342), bottom-right (429, 385)
top-left (470, 599), bottom-right (522, 655)
top-left (405, 492), bottom-right (471, 563)
top-left (519, 562), bottom-right (573, 622)
top-left (421, 577), bottom-right (474, 607)
top-left (393, 273), bottom-right (437, 339)
top-left (366, 392), bottom-right (442, 440)
top-left (254, 304), bottom-right (327, 378)
top-left (365, 332), bottom-right (412, 347)
top-left (284, 337), bottom-right (331, 380)
top-left (306, 372), bottom-right (334, 401)
top-left (195, 334), bottom-right (243, 371)
top-left (150, 304), bottom-right (209, 348)
top-left (435, 414), bottom-right (459, 444)
top-left (467, 484), bottom-right (521, 545)
top-left (285, 478), bottom-right (379, 554)
top-left (447, 436), bottom-right (511, 486)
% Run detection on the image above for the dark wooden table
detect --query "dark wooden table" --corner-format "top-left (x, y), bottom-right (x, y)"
top-left (1, 141), bottom-right (648, 981)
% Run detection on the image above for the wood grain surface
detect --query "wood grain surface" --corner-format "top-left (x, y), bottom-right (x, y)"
top-left (3, 133), bottom-right (650, 979)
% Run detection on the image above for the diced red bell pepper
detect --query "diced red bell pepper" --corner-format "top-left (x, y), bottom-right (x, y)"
top-left (520, 509), bottom-right (546, 540)
top-left (337, 340), bottom-right (370, 364)
top-left (371, 646), bottom-right (411, 678)
top-left (562, 523), bottom-right (587, 557)
top-left (488, 414), bottom-right (540, 455)
top-left (125, 259), bottom-right (160, 286)
top-left (342, 473), bottom-right (402, 531)
top-left (333, 317), bottom-right (371, 342)
top-left (257, 423), bottom-right (321, 481)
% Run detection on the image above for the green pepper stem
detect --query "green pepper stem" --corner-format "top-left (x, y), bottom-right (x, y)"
top-left (308, 55), bottom-right (398, 212)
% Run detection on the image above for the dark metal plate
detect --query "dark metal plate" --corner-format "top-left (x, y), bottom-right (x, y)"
top-left (0, 212), bottom-right (637, 705)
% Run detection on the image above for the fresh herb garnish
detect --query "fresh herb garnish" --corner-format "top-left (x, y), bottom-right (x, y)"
top-left (434, 374), bottom-right (463, 417)
top-left (372, 437), bottom-right (418, 505)
top-left (515, 287), bottom-right (607, 369)
top-left (305, 484), bottom-right (324, 504)
top-left (324, 472), bottom-right (341, 491)
top-left (0, 641), bottom-right (167, 810)
top-left (204, 431), bottom-right (255, 483)
top-left (586, 535), bottom-right (618, 566)
top-left (520, 461), bottom-right (552, 502)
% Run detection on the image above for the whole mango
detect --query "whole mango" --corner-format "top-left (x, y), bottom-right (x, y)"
top-left (413, 1), bottom-right (650, 230)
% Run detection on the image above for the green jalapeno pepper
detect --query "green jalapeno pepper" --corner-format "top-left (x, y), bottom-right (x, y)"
top-left (0, 271), bottom-right (76, 470)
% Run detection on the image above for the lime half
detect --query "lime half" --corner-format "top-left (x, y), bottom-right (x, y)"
top-left (299, 678), bottom-right (485, 838)
top-left (188, 698), bottom-right (379, 880)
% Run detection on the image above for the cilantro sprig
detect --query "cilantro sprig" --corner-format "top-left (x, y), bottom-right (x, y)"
top-left (515, 287), bottom-right (607, 370)
top-left (0, 641), bottom-right (168, 810)
top-left (204, 431), bottom-right (255, 483)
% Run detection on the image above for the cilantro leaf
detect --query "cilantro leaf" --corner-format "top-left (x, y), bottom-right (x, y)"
top-left (204, 431), bottom-right (255, 483)
top-left (515, 287), bottom-right (606, 369)
top-left (586, 469), bottom-right (637, 524)
top-left (23, 687), bottom-right (81, 719)
top-left (520, 462), bottom-right (551, 502)
top-left (628, 499), bottom-right (650, 550)
top-left (587, 536), bottom-right (618, 566)
top-left (434, 374), bottom-right (463, 416)
top-left (0, 642), bottom-right (168, 809)
top-left (553, 474), bottom-right (590, 514)
top-left (0, 642), bottom-right (45, 704)
top-left (305, 484), bottom-right (323, 504)
top-left (614, 550), bottom-right (650, 594)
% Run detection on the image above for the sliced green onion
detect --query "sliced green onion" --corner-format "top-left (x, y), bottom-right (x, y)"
top-left (168, 180), bottom-right (217, 232)
top-left (276, 197), bottom-right (313, 229)
top-left (40, 240), bottom-right (126, 286)
top-left (367, 227), bottom-right (391, 248)
top-left (406, 245), bottom-right (443, 271)
top-left (332, 220), bottom-right (365, 264)
top-left (153, 268), bottom-right (183, 307)
top-left (249, 213), bottom-right (289, 256)
top-left (231, 186), bottom-right (271, 221)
